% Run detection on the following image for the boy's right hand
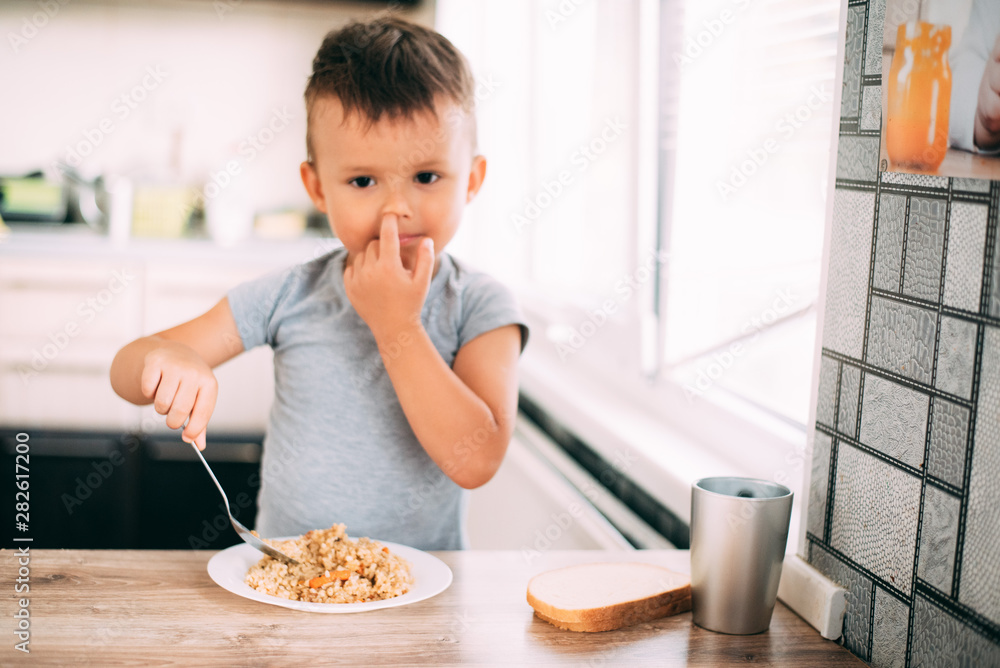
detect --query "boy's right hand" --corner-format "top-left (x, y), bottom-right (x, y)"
top-left (140, 340), bottom-right (218, 450)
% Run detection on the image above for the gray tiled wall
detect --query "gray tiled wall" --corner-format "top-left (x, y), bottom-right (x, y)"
top-left (809, 1), bottom-right (1000, 665)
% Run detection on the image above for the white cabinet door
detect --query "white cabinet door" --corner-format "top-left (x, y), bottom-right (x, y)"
top-left (0, 258), bottom-right (143, 429)
top-left (0, 254), bottom-right (280, 432)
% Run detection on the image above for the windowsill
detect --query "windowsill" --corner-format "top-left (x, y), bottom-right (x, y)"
top-left (667, 307), bottom-right (819, 426)
top-left (518, 334), bottom-right (807, 558)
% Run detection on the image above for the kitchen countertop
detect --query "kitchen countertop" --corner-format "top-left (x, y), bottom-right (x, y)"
top-left (0, 226), bottom-right (340, 265)
top-left (4, 548), bottom-right (863, 666)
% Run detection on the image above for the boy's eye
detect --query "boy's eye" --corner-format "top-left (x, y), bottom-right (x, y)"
top-left (350, 176), bottom-right (374, 188)
top-left (415, 172), bottom-right (439, 185)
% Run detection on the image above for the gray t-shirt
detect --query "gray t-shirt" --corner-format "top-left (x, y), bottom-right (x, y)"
top-left (227, 247), bottom-right (527, 550)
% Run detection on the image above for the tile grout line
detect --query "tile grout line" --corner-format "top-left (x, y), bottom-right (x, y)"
top-left (856, 1), bottom-right (868, 123)
top-left (806, 534), bottom-right (1000, 641)
top-left (835, 180), bottom-right (991, 200)
top-left (915, 579), bottom-right (1000, 641)
top-left (870, 287), bottom-right (1000, 327)
top-left (868, 126), bottom-right (877, 664)
top-left (837, 102), bottom-right (882, 593)
top-left (881, 183), bottom-right (990, 202)
top-left (852, 363), bottom-right (864, 442)
top-left (931, 182), bottom-right (953, 390)
top-left (823, 355), bottom-right (844, 548)
top-left (925, 475), bottom-right (962, 499)
top-left (808, 534), bottom-right (910, 607)
top-left (869, 578), bottom-right (878, 664)
top-left (835, 178), bottom-right (878, 191)
top-left (908, 176), bottom-right (952, 668)
top-left (899, 194), bottom-right (911, 295)
top-left (816, 423), bottom-right (923, 479)
top-left (951, 180), bottom-right (998, 603)
top-left (821, 348), bottom-right (974, 409)
top-left (912, 183), bottom-right (953, 645)
top-left (861, 157), bottom-right (883, 383)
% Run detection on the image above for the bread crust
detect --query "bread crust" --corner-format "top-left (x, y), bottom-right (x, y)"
top-left (526, 563), bottom-right (692, 632)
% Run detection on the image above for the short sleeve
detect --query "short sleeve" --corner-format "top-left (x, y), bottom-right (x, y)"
top-left (227, 266), bottom-right (297, 351)
top-left (457, 274), bottom-right (530, 353)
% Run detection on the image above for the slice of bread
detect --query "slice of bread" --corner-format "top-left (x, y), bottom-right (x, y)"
top-left (526, 562), bottom-right (691, 632)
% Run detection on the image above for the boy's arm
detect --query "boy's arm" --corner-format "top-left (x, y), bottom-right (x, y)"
top-left (345, 215), bottom-right (521, 489)
top-left (381, 323), bottom-right (521, 490)
top-left (109, 297), bottom-right (244, 448)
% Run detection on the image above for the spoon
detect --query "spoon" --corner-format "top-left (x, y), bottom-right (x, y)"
top-left (188, 440), bottom-right (300, 566)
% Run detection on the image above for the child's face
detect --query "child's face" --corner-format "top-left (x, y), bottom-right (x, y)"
top-left (301, 97), bottom-right (486, 271)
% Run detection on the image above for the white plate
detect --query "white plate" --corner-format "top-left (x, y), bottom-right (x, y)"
top-left (207, 538), bottom-right (452, 613)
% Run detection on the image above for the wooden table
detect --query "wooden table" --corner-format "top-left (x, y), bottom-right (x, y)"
top-left (883, 146), bottom-right (1000, 180)
top-left (3, 548), bottom-right (863, 666)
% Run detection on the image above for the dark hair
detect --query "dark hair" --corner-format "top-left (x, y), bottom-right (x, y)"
top-left (305, 16), bottom-right (476, 161)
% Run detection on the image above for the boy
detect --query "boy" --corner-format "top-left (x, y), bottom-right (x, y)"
top-left (110, 16), bottom-right (527, 550)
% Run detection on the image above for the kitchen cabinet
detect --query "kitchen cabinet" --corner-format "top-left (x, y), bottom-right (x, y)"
top-left (0, 238), bottom-right (293, 432)
top-left (0, 429), bottom-right (262, 550)
top-left (0, 258), bottom-right (143, 429)
top-left (0, 430), bottom-right (140, 549)
top-left (0, 236), bottom-right (297, 550)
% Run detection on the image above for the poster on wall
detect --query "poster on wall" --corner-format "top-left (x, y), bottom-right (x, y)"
top-left (881, 0), bottom-right (1000, 179)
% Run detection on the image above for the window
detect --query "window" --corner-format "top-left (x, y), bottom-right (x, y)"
top-left (437, 0), bottom-right (841, 498)
top-left (663, 0), bottom-right (840, 426)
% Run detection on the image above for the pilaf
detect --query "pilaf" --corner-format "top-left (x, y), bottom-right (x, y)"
top-left (244, 524), bottom-right (412, 603)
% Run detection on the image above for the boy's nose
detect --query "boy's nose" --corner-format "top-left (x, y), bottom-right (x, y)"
top-left (381, 180), bottom-right (413, 219)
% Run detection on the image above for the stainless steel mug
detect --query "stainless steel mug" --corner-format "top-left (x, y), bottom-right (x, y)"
top-left (690, 476), bottom-right (793, 634)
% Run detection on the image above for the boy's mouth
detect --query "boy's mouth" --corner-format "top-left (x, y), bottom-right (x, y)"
top-left (396, 234), bottom-right (422, 245)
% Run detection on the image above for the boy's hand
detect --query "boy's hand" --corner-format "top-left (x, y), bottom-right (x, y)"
top-left (344, 213), bottom-right (435, 343)
top-left (140, 341), bottom-right (218, 450)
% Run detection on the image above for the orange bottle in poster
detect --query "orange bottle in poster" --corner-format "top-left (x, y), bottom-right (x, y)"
top-left (886, 22), bottom-right (951, 171)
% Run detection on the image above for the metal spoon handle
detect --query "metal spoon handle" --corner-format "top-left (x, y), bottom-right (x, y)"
top-left (189, 441), bottom-right (232, 513)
